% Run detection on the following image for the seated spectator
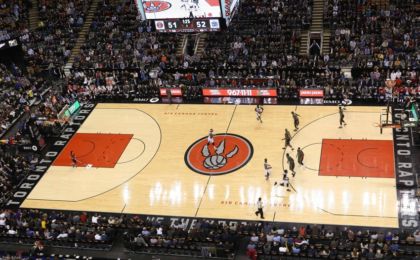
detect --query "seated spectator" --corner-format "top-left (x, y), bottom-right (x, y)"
top-left (246, 243), bottom-right (257, 260)
top-left (134, 234), bottom-right (148, 247)
top-left (150, 236), bottom-right (158, 245)
top-left (94, 232), bottom-right (102, 241)
top-left (250, 232), bottom-right (259, 243)
top-left (325, 230), bottom-right (334, 238)
top-left (291, 244), bottom-right (300, 254)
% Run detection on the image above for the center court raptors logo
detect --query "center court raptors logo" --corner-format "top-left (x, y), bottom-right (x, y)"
top-left (185, 134), bottom-right (253, 175)
top-left (143, 1), bottom-right (172, 13)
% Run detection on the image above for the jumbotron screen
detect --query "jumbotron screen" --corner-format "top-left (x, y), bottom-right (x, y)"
top-left (141, 0), bottom-right (222, 19)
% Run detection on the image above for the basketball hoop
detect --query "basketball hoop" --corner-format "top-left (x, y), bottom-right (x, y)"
top-left (379, 111), bottom-right (401, 134)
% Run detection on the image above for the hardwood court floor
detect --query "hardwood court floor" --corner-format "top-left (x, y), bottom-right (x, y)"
top-left (21, 104), bottom-right (398, 228)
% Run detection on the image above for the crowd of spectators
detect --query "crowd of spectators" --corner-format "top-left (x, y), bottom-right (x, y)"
top-left (124, 217), bottom-right (237, 258)
top-left (64, 69), bottom-right (159, 101)
top-left (0, 208), bottom-right (419, 258)
top-left (0, 209), bottom-right (117, 250)
top-left (73, 0), bottom-right (178, 72)
top-left (20, 0), bottom-right (91, 75)
top-left (0, 61), bottom-right (77, 141)
top-left (82, 214), bottom-right (420, 259)
top-left (200, 0), bottom-right (312, 71)
top-left (0, 0), bottom-right (93, 150)
top-left (67, 0), bottom-right (183, 101)
top-left (325, 0), bottom-right (417, 67)
top-left (323, 0), bottom-right (419, 102)
top-left (0, 0), bottom-right (93, 143)
top-left (124, 219), bottom-right (420, 259)
top-left (179, 0), bottom-right (313, 82)
top-left (0, 0), bottom-right (29, 42)
top-left (0, 63), bottom-right (36, 137)
top-left (0, 148), bottom-right (34, 207)
top-left (54, 0), bottom-right (419, 105)
top-left (246, 225), bottom-right (420, 259)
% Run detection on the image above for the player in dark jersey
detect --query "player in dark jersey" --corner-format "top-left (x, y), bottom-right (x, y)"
top-left (286, 153), bottom-right (296, 177)
top-left (282, 170), bottom-right (288, 180)
top-left (339, 105), bottom-right (347, 128)
top-left (70, 151), bottom-right (78, 168)
top-left (291, 111), bottom-right (300, 131)
top-left (264, 158), bottom-right (272, 180)
top-left (282, 128), bottom-right (294, 150)
top-left (297, 147), bottom-right (304, 165)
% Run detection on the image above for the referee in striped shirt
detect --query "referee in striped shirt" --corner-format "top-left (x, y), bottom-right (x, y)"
top-left (255, 197), bottom-right (264, 219)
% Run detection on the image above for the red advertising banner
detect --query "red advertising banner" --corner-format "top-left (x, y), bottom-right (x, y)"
top-left (202, 89), bottom-right (277, 97)
top-left (160, 88), bottom-right (183, 97)
top-left (299, 89), bottom-right (324, 97)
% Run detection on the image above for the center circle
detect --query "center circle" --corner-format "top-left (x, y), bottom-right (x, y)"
top-left (184, 133), bottom-right (253, 176)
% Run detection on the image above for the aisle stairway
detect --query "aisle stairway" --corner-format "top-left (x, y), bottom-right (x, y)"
top-left (64, 0), bottom-right (99, 76)
top-left (28, 0), bottom-right (39, 31)
top-left (299, 31), bottom-right (309, 56)
top-left (299, 0), bottom-right (325, 55)
top-left (194, 34), bottom-right (207, 56)
top-left (176, 35), bottom-right (188, 56)
top-left (310, 0), bottom-right (323, 32)
top-left (322, 30), bottom-right (330, 55)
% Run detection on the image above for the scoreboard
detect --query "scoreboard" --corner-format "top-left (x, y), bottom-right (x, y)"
top-left (142, 0), bottom-right (222, 19)
top-left (154, 18), bottom-right (221, 32)
top-left (137, 0), bottom-right (238, 32)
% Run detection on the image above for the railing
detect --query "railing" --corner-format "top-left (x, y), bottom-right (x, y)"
top-left (194, 34), bottom-right (201, 55)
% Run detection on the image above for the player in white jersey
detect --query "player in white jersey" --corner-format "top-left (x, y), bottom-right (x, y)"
top-left (274, 170), bottom-right (291, 192)
top-left (281, 175), bottom-right (291, 192)
top-left (255, 105), bottom-right (264, 123)
top-left (207, 129), bottom-right (216, 147)
top-left (264, 158), bottom-right (272, 180)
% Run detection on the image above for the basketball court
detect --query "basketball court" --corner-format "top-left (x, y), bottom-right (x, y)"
top-left (21, 103), bottom-right (398, 228)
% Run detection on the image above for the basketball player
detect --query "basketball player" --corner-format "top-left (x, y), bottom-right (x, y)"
top-left (274, 170), bottom-right (291, 192)
top-left (283, 169), bottom-right (288, 180)
top-left (207, 129), bottom-right (216, 147)
top-left (296, 147), bottom-right (304, 165)
top-left (264, 158), bottom-right (272, 180)
top-left (282, 128), bottom-right (294, 150)
top-left (70, 151), bottom-right (79, 168)
top-left (341, 94), bottom-right (350, 109)
top-left (339, 105), bottom-right (347, 128)
top-left (255, 105), bottom-right (264, 123)
top-left (291, 111), bottom-right (300, 131)
top-left (286, 153), bottom-right (296, 177)
top-left (282, 175), bottom-right (291, 192)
